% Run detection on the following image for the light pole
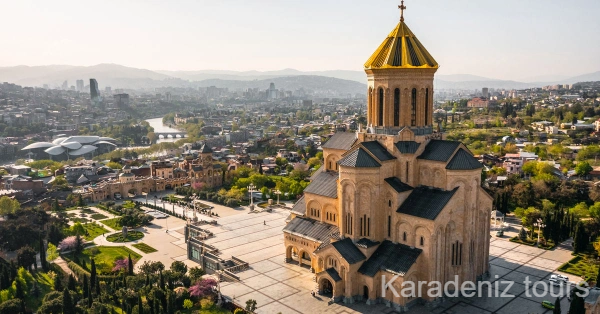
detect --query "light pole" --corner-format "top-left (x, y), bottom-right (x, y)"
top-left (274, 189), bottom-right (282, 205)
top-left (248, 184), bottom-right (256, 210)
top-left (533, 218), bottom-right (545, 245)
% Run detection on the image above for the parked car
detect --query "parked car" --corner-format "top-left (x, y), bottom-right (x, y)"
top-left (548, 278), bottom-right (563, 286)
top-left (495, 230), bottom-right (504, 237)
top-left (541, 300), bottom-right (554, 309)
top-left (551, 274), bottom-right (568, 282)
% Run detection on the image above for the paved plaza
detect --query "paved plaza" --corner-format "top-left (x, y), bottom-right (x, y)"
top-left (192, 207), bottom-right (577, 314)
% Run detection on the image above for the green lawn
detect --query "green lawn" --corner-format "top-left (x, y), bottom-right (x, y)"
top-left (106, 231), bottom-right (144, 243)
top-left (132, 243), bottom-right (157, 253)
top-left (69, 217), bottom-right (90, 224)
top-left (558, 254), bottom-right (600, 280)
top-left (83, 222), bottom-right (109, 241)
top-left (101, 217), bottom-right (122, 230)
top-left (91, 213), bottom-right (109, 220)
top-left (25, 271), bottom-right (54, 311)
top-left (69, 246), bottom-right (141, 274)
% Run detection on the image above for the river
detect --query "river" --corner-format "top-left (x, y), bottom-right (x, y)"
top-left (145, 117), bottom-right (186, 143)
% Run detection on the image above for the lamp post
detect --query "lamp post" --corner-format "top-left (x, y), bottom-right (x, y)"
top-left (533, 218), bottom-right (546, 245)
top-left (274, 189), bottom-right (282, 205)
top-left (248, 184), bottom-right (256, 210)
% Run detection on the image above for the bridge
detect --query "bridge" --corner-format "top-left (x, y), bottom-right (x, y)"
top-left (155, 132), bottom-right (187, 139)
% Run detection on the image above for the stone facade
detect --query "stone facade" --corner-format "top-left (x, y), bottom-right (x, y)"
top-left (283, 16), bottom-right (492, 310)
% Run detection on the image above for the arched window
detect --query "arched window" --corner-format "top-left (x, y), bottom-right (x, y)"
top-left (388, 200), bottom-right (392, 207)
top-left (394, 88), bottom-right (400, 126)
top-left (411, 88), bottom-right (417, 126)
top-left (425, 88), bottom-right (429, 125)
top-left (420, 236), bottom-right (424, 246)
top-left (378, 88), bottom-right (384, 125)
top-left (403, 232), bottom-right (407, 242)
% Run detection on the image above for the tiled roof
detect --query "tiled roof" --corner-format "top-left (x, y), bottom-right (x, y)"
top-left (283, 217), bottom-right (339, 243)
top-left (290, 196), bottom-right (306, 216)
top-left (331, 238), bottom-right (366, 264)
top-left (338, 148), bottom-right (381, 168)
top-left (322, 132), bottom-right (357, 150)
top-left (395, 141), bottom-right (420, 154)
top-left (303, 168), bottom-right (338, 199)
top-left (361, 141), bottom-right (396, 162)
top-left (397, 186), bottom-right (458, 220)
top-left (417, 140), bottom-right (461, 162)
top-left (384, 177), bottom-right (413, 193)
top-left (200, 144), bottom-right (213, 153)
top-left (356, 238), bottom-right (380, 249)
top-left (358, 240), bottom-right (422, 277)
top-left (446, 148), bottom-right (483, 170)
top-left (320, 268), bottom-right (342, 282)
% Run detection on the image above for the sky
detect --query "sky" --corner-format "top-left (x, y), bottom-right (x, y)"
top-left (2, 0), bottom-right (599, 81)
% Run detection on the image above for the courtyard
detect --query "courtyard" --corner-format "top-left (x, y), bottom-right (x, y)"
top-left (192, 206), bottom-right (578, 314)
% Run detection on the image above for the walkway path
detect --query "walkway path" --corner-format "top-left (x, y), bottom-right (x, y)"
top-left (53, 256), bottom-right (76, 279)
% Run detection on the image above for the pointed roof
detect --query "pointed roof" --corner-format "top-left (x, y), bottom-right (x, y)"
top-left (364, 21), bottom-right (438, 70)
top-left (338, 148), bottom-right (381, 168)
top-left (446, 148), bottom-right (483, 170)
top-left (200, 144), bottom-right (212, 154)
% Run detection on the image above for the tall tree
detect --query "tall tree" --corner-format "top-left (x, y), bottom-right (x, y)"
top-left (63, 288), bottom-right (75, 314)
top-left (39, 235), bottom-right (48, 271)
top-left (83, 275), bottom-right (89, 298)
top-left (90, 259), bottom-right (97, 288)
top-left (553, 296), bottom-right (561, 314)
top-left (128, 253), bottom-right (134, 276)
top-left (53, 273), bottom-right (63, 291)
top-left (569, 293), bottom-right (585, 314)
top-left (67, 274), bottom-right (76, 291)
top-left (138, 295), bottom-right (144, 314)
top-left (573, 221), bottom-right (589, 253)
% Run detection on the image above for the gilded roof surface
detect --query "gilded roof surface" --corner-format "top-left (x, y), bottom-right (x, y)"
top-left (364, 21), bottom-right (438, 70)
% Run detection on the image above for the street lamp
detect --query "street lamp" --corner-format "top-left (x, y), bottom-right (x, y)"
top-left (274, 189), bottom-right (282, 205)
top-left (533, 218), bottom-right (546, 245)
top-left (248, 184), bottom-right (256, 210)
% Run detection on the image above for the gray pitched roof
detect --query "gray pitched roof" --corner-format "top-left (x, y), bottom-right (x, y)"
top-left (356, 238), bottom-right (380, 249)
top-left (338, 148), bottom-right (381, 168)
top-left (303, 168), bottom-right (338, 198)
top-left (397, 186), bottom-right (458, 220)
top-left (322, 132), bottom-right (357, 150)
top-left (395, 141), bottom-right (420, 154)
top-left (283, 217), bottom-right (339, 242)
top-left (200, 144), bottom-right (213, 153)
top-left (358, 240), bottom-right (422, 277)
top-left (290, 196), bottom-right (306, 215)
top-left (321, 268), bottom-right (342, 282)
top-left (331, 238), bottom-right (366, 264)
top-left (384, 177), bottom-right (413, 193)
top-left (446, 148), bottom-right (483, 170)
top-left (361, 141), bottom-right (396, 161)
top-left (417, 140), bottom-right (461, 162)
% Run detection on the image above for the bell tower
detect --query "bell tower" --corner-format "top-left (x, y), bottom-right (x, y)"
top-left (364, 1), bottom-right (438, 131)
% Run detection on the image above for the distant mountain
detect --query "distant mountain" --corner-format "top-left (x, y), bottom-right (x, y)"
top-left (157, 68), bottom-right (366, 83)
top-left (436, 74), bottom-right (496, 82)
top-left (565, 71), bottom-right (600, 84)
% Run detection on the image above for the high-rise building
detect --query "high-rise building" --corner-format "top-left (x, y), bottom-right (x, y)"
top-left (482, 87), bottom-right (489, 99)
top-left (105, 86), bottom-right (112, 93)
top-left (76, 80), bottom-right (84, 92)
top-left (61, 80), bottom-right (68, 90)
top-left (90, 79), bottom-right (100, 101)
top-left (114, 94), bottom-right (130, 108)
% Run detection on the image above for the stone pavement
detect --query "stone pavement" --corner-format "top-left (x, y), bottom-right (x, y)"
top-left (191, 208), bottom-right (577, 314)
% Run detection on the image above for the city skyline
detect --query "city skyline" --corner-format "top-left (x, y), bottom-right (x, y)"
top-left (1, 0), bottom-right (599, 81)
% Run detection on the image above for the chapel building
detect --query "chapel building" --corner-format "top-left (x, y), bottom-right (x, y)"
top-left (283, 6), bottom-right (492, 310)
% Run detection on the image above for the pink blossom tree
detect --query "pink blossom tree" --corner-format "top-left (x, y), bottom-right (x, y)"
top-left (58, 236), bottom-right (77, 251)
top-left (112, 258), bottom-right (128, 272)
top-left (189, 278), bottom-right (217, 298)
top-left (192, 181), bottom-right (205, 191)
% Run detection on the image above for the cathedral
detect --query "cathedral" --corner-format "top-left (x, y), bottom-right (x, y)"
top-left (283, 4), bottom-right (492, 310)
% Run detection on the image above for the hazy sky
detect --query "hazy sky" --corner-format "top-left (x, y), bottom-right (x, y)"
top-left (2, 0), bottom-right (599, 81)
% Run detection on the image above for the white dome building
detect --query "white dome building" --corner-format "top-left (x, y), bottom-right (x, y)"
top-left (22, 136), bottom-right (117, 160)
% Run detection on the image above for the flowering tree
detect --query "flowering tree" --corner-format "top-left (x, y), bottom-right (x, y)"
top-left (112, 258), bottom-right (128, 272)
top-left (192, 181), bottom-right (205, 191)
top-left (58, 236), bottom-right (77, 251)
top-left (189, 278), bottom-right (217, 298)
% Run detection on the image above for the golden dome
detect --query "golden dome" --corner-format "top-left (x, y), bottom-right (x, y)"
top-left (364, 21), bottom-right (438, 70)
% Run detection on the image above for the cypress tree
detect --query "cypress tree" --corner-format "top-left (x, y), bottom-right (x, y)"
top-left (95, 277), bottom-right (100, 295)
top-left (63, 288), bottom-right (75, 314)
top-left (138, 295), bottom-right (144, 314)
top-left (573, 221), bottom-right (589, 254)
top-left (90, 259), bottom-right (97, 286)
top-left (88, 280), bottom-right (93, 308)
top-left (39, 235), bottom-right (48, 271)
top-left (128, 253), bottom-right (134, 276)
top-left (83, 275), bottom-right (89, 298)
top-left (15, 278), bottom-right (24, 299)
top-left (159, 271), bottom-right (165, 290)
top-left (569, 294), bottom-right (585, 314)
top-left (68, 274), bottom-right (76, 291)
top-left (53, 274), bottom-right (63, 291)
top-left (553, 296), bottom-right (561, 314)
top-left (145, 274), bottom-right (150, 287)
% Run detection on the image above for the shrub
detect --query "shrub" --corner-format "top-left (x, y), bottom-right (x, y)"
top-left (200, 298), bottom-right (214, 309)
top-left (183, 299), bottom-right (193, 309)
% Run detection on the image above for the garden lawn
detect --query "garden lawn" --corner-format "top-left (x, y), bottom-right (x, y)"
top-left (558, 254), bottom-right (600, 280)
top-left (71, 246), bottom-right (141, 274)
top-left (91, 213), bottom-right (109, 220)
top-left (83, 222), bottom-right (109, 241)
top-left (106, 231), bottom-right (144, 243)
top-left (101, 217), bottom-right (122, 230)
top-left (69, 217), bottom-right (90, 224)
top-left (132, 243), bottom-right (157, 253)
top-left (25, 271), bottom-right (54, 311)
